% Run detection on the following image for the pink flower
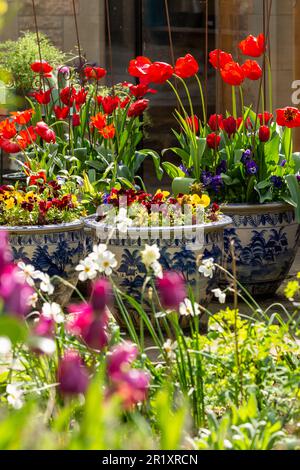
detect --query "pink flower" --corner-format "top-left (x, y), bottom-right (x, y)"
top-left (0, 232), bottom-right (12, 274)
top-left (112, 369), bottom-right (150, 409)
top-left (157, 272), bottom-right (186, 310)
top-left (33, 315), bottom-right (55, 338)
top-left (107, 342), bottom-right (138, 378)
top-left (57, 350), bottom-right (89, 396)
top-left (90, 278), bottom-right (112, 316)
top-left (34, 121), bottom-right (56, 143)
top-left (0, 264), bottom-right (34, 317)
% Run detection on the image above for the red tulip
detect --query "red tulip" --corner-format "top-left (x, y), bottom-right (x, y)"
top-left (30, 60), bottom-right (53, 76)
top-left (237, 116), bottom-right (253, 130)
top-left (186, 115), bottom-right (199, 133)
top-left (175, 53), bottom-right (199, 78)
top-left (34, 121), bottom-right (56, 143)
top-left (209, 49), bottom-right (233, 70)
top-left (259, 125), bottom-right (270, 142)
top-left (60, 86), bottom-right (75, 107)
top-left (128, 56), bottom-right (152, 79)
top-left (84, 66), bottom-right (107, 80)
top-left (223, 116), bottom-right (237, 137)
top-left (157, 272), bottom-right (186, 310)
top-left (206, 132), bottom-right (221, 150)
top-left (276, 107), bottom-right (300, 128)
top-left (90, 112), bottom-right (107, 130)
top-left (99, 124), bottom-right (116, 139)
top-left (147, 61), bottom-right (174, 84)
top-left (0, 137), bottom-right (22, 153)
top-left (0, 119), bottom-right (17, 139)
top-left (53, 105), bottom-right (69, 120)
top-left (58, 350), bottom-right (89, 396)
top-left (258, 112), bottom-right (273, 125)
top-left (97, 95), bottom-right (120, 114)
top-left (208, 114), bottom-right (223, 131)
top-left (241, 60), bottom-right (262, 81)
top-left (74, 88), bottom-right (87, 109)
top-left (128, 83), bottom-right (157, 98)
top-left (239, 33), bottom-right (265, 58)
top-left (220, 62), bottom-right (245, 86)
top-left (32, 88), bottom-right (52, 105)
top-left (11, 109), bottom-right (35, 125)
top-left (72, 113), bottom-right (80, 127)
top-left (127, 99), bottom-right (149, 117)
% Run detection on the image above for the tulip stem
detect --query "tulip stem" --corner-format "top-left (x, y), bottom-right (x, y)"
top-left (232, 86), bottom-right (237, 119)
top-left (174, 74), bottom-right (196, 133)
top-left (166, 79), bottom-right (188, 118)
top-left (266, 55), bottom-right (273, 113)
top-left (195, 74), bottom-right (207, 124)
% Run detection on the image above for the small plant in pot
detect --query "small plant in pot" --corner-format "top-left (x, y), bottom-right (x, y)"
top-left (83, 185), bottom-right (232, 329)
top-left (0, 175), bottom-right (86, 306)
top-left (128, 34), bottom-right (300, 296)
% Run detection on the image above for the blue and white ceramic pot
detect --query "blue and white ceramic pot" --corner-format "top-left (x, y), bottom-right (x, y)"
top-left (84, 215), bottom-right (232, 329)
top-left (221, 203), bottom-right (300, 296)
top-left (1, 220), bottom-right (85, 306)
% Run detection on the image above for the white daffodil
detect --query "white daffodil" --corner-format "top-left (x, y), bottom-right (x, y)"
top-left (0, 336), bottom-right (12, 356)
top-left (16, 262), bottom-right (36, 287)
top-left (114, 207), bottom-right (133, 233)
top-left (27, 292), bottom-right (38, 309)
top-left (35, 272), bottom-right (55, 295)
top-left (97, 250), bottom-right (118, 276)
top-left (152, 261), bottom-right (163, 279)
top-left (6, 384), bottom-right (24, 410)
top-left (42, 302), bottom-right (64, 324)
top-left (75, 257), bottom-right (98, 282)
top-left (212, 288), bottom-right (226, 304)
top-left (199, 258), bottom-right (215, 278)
top-left (179, 298), bottom-right (201, 317)
top-left (89, 244), bottom-right (108, 261)
top-left (163, 339), bottom-right (177, 361)
top-left (141, 244), bottom-right (160, 268)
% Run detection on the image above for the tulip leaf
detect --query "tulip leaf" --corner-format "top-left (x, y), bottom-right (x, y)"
top-left (285, 174), bottom-right (300, 222)
top-left (172, 177), bottom-right (196, 196)
top-left (162, 162), bottom-right (186, 179)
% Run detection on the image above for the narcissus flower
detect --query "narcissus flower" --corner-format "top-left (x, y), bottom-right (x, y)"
top-left (220, 62), bottom-right (245, 86)
top-left (209, 49), bottom-right (233, 69)
top-left (84, 66), bottom-right (107, 80)
top-left (90, 112), bottom-right (107, 130)
top-left (53, 105), bottom-right (69, 120)
top-left (276, 107), bottom-right (300, 128)
top-left (157, 272), bottom-right (186, 310)
top-left (206, 132), bottom-right (221, 149)
top-left (241, 60), bottom-right (262, 81)
top-left (11, 109), bottom-right (35, 125)
top-left (259, 125), bottom-right (270, 142)
top-left (175, 53), bottom-right (199, 78)
top-left (208, 114), bottom-right (223, 131)
top-left (127, 99), bottom-right (149, 117)
top-left (239, 33), bottom-right (265, 58)
top-left (32, 88), bottom-right (52, 105)
top-left (30, 60), bottom-right (53, 76)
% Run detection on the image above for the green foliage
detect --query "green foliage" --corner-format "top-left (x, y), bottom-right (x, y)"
top-left (0, 32), bottom-right (65, 93)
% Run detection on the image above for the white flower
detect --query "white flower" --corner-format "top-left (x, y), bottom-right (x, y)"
top-left (114, 207), bottom-right (133, 233)
top-left (163, 339), bottom-right (177, 360)
top-left (199, 258), bottom-right (215, 278)
top-left (6, 384), bottom-right (24, 410)
top-left (212, 288), bottom-right (226, 304)
top-left (89, 244), bottom-right (108, 261)
top-left (179, 298), bottom-right (201, 317)
top-left (75, 257), bottom-right (98, 282)
top-left (17, 262), bottom-right (36, 287)
top-left (0, 336), bottom-right (12, 355)
top-left (97, 250), bottom-right (118, 276)
top-left (35, 272), bottom-right (55, 295)
top-left (42, 302), bottom-right (64, 324)
top-left (141, 244), bottom-right (160, 268)
top-left (152, 261), bottom-right (163, 279)
top-left (32, 337), bottom-right (56, 355)
top-left (27, 292), bottom-right (38, 308)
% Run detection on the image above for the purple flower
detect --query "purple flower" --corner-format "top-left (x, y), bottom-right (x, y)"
top-left (81, 318), bottom-right (109, 351)
top-left (245, 160), bottom-right (258, 175)
top-left (241, 149), bottom-right (252, 164)
top-left (211, 175), bottom-right (223, 192)
top-left (297, 175), bottom-right (300, 182)
top-left (201, 171), bottom-right (213, 187)
top-left (58, 350), bottom-right (89, 396)
top-left (179, 164), bottom-right (190, 176)
top-left (107, 342), bottom-right (138, 378)
top-left (280, 160), bottom-right (287, 167)
top-left (0, 232), bottom-right (12, 275)
top-left (270, 176), bottom-right (283, 189)
top-left (216, 160), bottom-right (227, 175)
top-left (157, 271), bottom-right (186, 310)
top-left (0, 265), bottom-right (34, 317)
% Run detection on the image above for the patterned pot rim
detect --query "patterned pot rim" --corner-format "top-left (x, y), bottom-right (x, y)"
top-left (221, 202), bottom-right (294, 215)
top-left (0, 218), bottom-right (84, 235)
top-left (83, 214), bottom-right (232, 235)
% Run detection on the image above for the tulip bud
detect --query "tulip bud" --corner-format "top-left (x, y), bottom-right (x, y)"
top-left (58, 350), bottom-right (89, 396)
top-left (90, 278), bottom-right (112, 316)
top-left (223, 116), bottom-right (237, 137)
top-left (259, 125), bottom-right (270, 142)
top-left (206, 132), bottom-right (221, 150)
top-left (157, 271), bottom-right (186, 310)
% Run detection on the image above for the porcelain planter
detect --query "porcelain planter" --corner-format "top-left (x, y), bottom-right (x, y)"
top-left (84, 215), bottom-right (232, 329)
top-left (221, 203), bottom-right (300, 296)
top-left (0, 220), bottom-right (85, 306)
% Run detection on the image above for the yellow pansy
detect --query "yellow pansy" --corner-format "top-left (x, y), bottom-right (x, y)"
top-left (72, 195), bottom-right (79, 206)
top-left (193, 194), bottom-right (211, 208)
top-left (155, 189), bottom-right (170, 199)
top-left (4, 197), bottom-right (15, 210)
top-left (25, 191), bottom-right (35, 201)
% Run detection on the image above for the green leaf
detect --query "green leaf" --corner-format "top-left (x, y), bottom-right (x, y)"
top-left (137, 149), bottom-right (163, 181)
top-left (172, 177), bottom-right (196, 196)
top-left (162, 162), bottom-right (186, 179)
top-left (0, 316), bottom-right (27, 345)
top-left (285, 174), bottom-right (300, 222)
